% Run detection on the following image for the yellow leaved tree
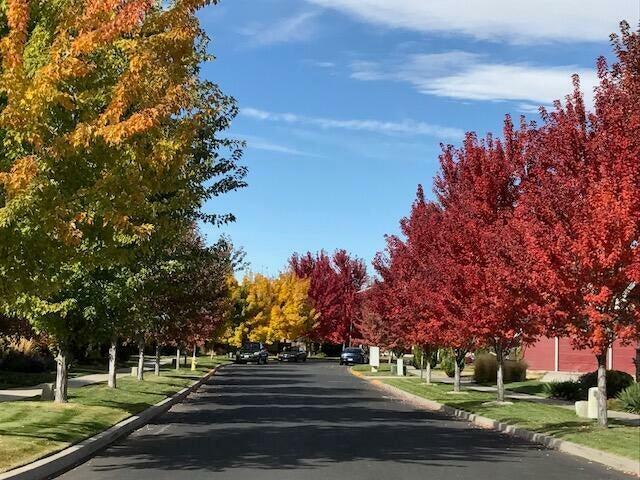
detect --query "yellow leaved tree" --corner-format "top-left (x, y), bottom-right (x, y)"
top-left (0, 0), bottom-right (246, 402)
top-left (226, 272), bottom-right (317, 346)
top-left (270, 273), bottom-right (317, 342)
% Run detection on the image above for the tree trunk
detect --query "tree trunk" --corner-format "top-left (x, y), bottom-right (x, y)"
top-left (420, 347), bottom-right (425, 380)
top-left (54, 346), bottom-right (69, 403)
top-left (137, 335), bottom-right (145, 381)
top-left (108, 337), bottom-right (117, 389)
top-left (453, 354), bottom-right (461, 392)
top-left (453, 360), bottom-right (461, 392)
top-left (175, 346), bottom-right (181, 371)
top-left (596, 353), bottom-right (608, 427)
top-left (154, 344), bottom-right (161, 376)
top-left (453, 349), bottom-right (466, 392)
top-left (635, 346), bottom-right (639, 383)
top-left (496, 345), bottom-right (505, 402)
top-left (191, 344), bottom-right (197, 371)
top-left (426, 359), bottom-right (432, 385)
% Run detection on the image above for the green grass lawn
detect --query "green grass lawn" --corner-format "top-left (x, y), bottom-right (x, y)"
top-left (382, 378), bottom-right (639, 462)
top-left (352, 363), bottom-right (392, 376)
top-left (502, 380), bottom-right (549, 397)
top-left (0, 356), bottom-right (229, 473)
top-left (352, 363), bottom-right (473, 378)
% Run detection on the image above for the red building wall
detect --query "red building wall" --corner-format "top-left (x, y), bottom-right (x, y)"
top-left (523, 337), bottom-right (555, 371)
top-left (524, 337), bottom-right (638, 375)
top-left (611, 341), bottom-right (637, 373)
top-left (558, 337), bottom-right (595, 372)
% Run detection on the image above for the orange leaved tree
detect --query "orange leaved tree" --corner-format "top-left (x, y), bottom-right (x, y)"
top-left (0, 0), bottom-right (245, 402)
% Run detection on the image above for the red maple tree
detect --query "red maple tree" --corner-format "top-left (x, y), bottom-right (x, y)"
top-left (516, 24), bottom-right (640, 425)
top-left (290, 250), bottom-right (367, 346)
top-left (367, 235), bottom-right (417, 355)
top-left (433, 119), bottom-right (548, 399)
top-left (367, 187), bottom-right (447, 378)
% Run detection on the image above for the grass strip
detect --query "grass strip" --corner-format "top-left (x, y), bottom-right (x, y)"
top-left (0, 356), bottom-right (229, 473)
top-left (381, 377), bottom-right (639, 462)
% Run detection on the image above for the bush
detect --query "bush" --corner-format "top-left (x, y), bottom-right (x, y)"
top-left (543, 370), bottom-right (635, 401)
top-left (412, 346), bottom-right (438, 369)
top-left (505, 359), bottom-right (528, 382)
top-left (617, 383), bottom-right (640, 414)
top-left (474, 354), bottom-right (496, 383)
top-left (473, 353), bottom-right (528, 384)
top-left (0, 338), bottom-right (54, 373)
top-left (578, 370), bottom-right (634, 399)
top-left (544, 381), bottom-right (586, 401)
top-left (439, 349), bottom-right (457, 378)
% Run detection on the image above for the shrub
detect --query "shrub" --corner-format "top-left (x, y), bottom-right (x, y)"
top-left (412, 346), bottom-right (438, 369)
top-left (473, 353), bottom-right (528, 384)
top-left (439, 349), bottom-right (457, 378)
top-left (474, 354), bottom-right (497, 383)
top-left (578, 370), bottom-right (634, 399)
top-left (617, 383), bottom-right (640, 414)
top-left (543, 380), bottom-right (586, 401)
top-left (0, 338), bottom-right (54, 373)
top-left (411, 346), bottom-right (420, 368)
top-left (505, 359), bottom-right (528, 382)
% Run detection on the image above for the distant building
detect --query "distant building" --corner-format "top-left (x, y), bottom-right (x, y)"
top-left (524, 337), bottom-right (638, 376)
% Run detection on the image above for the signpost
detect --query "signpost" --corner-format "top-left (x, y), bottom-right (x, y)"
top-left (396, 356), bottom-right (404, 376)
top-left (369, 346), bottom-right (380, 373)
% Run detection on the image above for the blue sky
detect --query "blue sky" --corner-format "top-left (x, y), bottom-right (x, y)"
top-left (197, 0), bottom-right (638, 276)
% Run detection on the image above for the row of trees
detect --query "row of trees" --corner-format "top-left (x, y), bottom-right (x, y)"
top-left (224, 250), bottom-right (368, 349)
top-left (0, 1), bottom-right (246, 401)
top-left (360, 24), bottom-right (639, 427)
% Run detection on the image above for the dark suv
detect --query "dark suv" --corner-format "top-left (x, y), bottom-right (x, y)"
top-left (340, 347), bottom-right (368, 365)
top-left (235, 343), bottom-right (269, 364)
top-left (277, 346), bottom-right (308, 362)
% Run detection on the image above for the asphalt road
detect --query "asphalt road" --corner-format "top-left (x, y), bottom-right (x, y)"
top-left (58, 360), bottom-right (631, 479)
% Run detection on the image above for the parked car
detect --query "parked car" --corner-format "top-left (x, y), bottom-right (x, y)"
top-left (235, 343), bottom-right (269, 364)
top-left (277, 346), bottom-right (308, 362)
top-left (340, 347), bottom-right (368, 365)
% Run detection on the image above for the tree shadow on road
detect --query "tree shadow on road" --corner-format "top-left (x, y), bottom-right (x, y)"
top-left (60, 364), bottom-right (629, 480)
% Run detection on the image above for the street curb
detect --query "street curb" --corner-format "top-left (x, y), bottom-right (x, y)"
top-left (351, 369), bottom-right (639, 477)
top-left (0, 364), bottom-right (226, 480)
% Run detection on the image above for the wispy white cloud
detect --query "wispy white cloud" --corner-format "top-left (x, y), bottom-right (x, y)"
top-left (233, 134), bottom-right (317, 158)
top-left (517, 103), bottom-right (550, 115)
top-left (306, 0), bottom-right (634, 44)
top-left (412, 63), bottom-right (598, 105)
top-left (305, 60), bottom-right (336, 68)
top-left (349, 60), bottom-right (385, 81)
top-left (351, 51), bottom-right (482, 81)
top-left (350, 51), bottom-right (599, 107)
top-left (238, 11), bottom-right (320, 46)
top-left (240, 107), bottom-right (464, 140)
top-left (249, 141), bottom-right (313, 157)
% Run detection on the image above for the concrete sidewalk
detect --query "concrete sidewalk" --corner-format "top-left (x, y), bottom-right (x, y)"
top-left (0, 371), bottom-right (131, 402)
top-left (0, 358), bottom-right (173, 402)
top-left (402, 365), bottom-right (640, 426)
